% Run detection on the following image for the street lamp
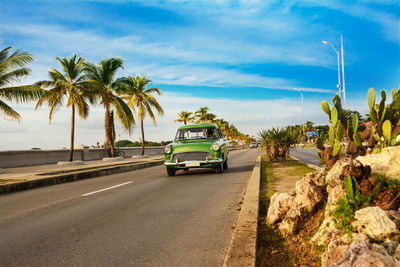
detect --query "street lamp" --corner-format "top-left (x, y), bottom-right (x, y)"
top-left (294, 88), bottom-right (306, 144)
top-left (322, 40), bottom-right (341, 99)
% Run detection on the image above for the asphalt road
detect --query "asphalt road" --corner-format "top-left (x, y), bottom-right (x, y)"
top-left (0, 149), bottom-right (261, 267)
top-left (289, 147), bottom-right (321, 167)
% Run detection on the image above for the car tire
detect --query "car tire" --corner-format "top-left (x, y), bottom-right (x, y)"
top-left (166, 167), bottom-right (176, 176)
top-left (223, 159), bottom-right (228, 170)
top-left (215, 163), bottom-right (223, 174)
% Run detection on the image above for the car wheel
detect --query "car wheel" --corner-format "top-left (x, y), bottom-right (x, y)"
top-left (166, 167), bottom-right (176, 176)
top-left (223, 159), bottom-right (228, 170)
top-left (215, 163), bottom-right (223, 174)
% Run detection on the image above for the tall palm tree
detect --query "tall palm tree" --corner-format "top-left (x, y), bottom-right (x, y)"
top-left (83, 58), bottom-right (134, 157)
top-left (214, 118), bottom-right (229, 136)
top-left (195, 106), bottom-right (215, 123)
top-left (35, 55), bottom-right (91, 162)
top-left (118, 75), bottom-right (164, 156)
top-left (0, 45), bottom-right (42, 120)
top-left (174, 110), bottom-right (194, 125)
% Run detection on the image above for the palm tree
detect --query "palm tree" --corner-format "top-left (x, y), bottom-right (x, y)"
top-left (83, 58), bottom-right (134, 157)
top-left (214, 118), bottom-right (229, 136)
top-left (175, 110), bottom-right (194, 125)
top-left (35, 55), bottom-right (92, 162)
top-left (118, 75), bottom-right (164, 156)
top-left (0, 45), bottom-right (42, 120)
top-left (195, 106), bottom-right (216, 123)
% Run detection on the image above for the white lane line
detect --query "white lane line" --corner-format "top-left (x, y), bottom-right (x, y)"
top-left (82, 181), bottom-right (133, 197)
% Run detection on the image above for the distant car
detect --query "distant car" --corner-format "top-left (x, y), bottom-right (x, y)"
top-left (250, 143), bottom-right (258, 148)
top-left (164, 124), bottom-right (229, 176)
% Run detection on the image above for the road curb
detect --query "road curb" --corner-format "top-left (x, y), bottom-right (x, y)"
top-left (0, 160), bottom-right (164, 195)
top-left (223, 155), bottom-right (260, 267)
top-left (290, 154), bottom-right (320, 170)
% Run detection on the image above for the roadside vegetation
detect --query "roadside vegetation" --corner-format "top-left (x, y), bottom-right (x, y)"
top-left (257, 155), bottom-right (317, 267)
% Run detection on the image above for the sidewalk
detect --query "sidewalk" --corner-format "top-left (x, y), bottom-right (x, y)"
top-left (0, 155), bottom-right (164, 194)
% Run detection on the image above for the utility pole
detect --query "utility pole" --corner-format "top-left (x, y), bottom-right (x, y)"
top-left (341, 34), bottom-right (346, 109)
top-left (295, 88), bottom-right (306, 144)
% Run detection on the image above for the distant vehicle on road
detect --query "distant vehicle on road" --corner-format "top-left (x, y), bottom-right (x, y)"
top-left (250, 143), bottom-right (258, 148)
top-left (164, 124), bottom-right (229, 176)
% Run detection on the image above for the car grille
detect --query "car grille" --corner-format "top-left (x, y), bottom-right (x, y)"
top-left (172, 151), bottom-right (212, 162)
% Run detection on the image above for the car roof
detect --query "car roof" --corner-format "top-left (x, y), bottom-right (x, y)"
top-left (178, 123), bottom-right (219, 130)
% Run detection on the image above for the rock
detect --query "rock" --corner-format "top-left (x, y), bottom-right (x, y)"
top-left (322, 233), bottom-right (365, 267)
top-left (294, 177), bottom-right (325, 212)
top-left (340, 158), bottom-right (371, 181)
top-left (311, 216), bottom-right (341, 246)
top-left (356, 146), bottom-right (400, 180)
top-left (325, 158), bottom-right (352, 193)
top-left (311, 185), bottom-right (346, 246)
top-left (266, 192), bottom-right (295, 225)
top-left (386, 210), bottom-right (400, 228)
top-left (394, 245), bottom-right (400, 262)
top-left (331, 240), bottom-right (398, 267)
top-left (325, 184), bottom-right (346, 215)
top-left (277, 178), bottom-right (324, 236)
top-left (352, 206), bottom-right (399, 241)
top-left (303, 167), bottom-right (328, 187)
top-left (383, 240), bottom-right (399, 256)
top-left (278, 205), bottom-right (302, 236)
top-left (371, 243), bottom-right (389, 255)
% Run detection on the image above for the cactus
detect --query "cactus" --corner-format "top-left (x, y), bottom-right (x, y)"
top-left (331, 107), bottom-right (338, 127)
top-left (329, 127), bottom-right (335, 147)
top-left (365, 87), bottom-right (400, 153)
top-left (352, 115), bottom-right (358, 134)
top-left (321, 101), bottom-right (330, 115)
top-left (382, 120), bottom-right (392, 145)
top-left (368, 88), bottom-right (375, 109)
top-left (332, 139), bottom-right (340, 157)
top-left (353, 132), bottom-right (363, 148)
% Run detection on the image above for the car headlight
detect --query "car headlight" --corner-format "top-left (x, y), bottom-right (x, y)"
top-left (212, 143), bottom-right (220, 151)
top-left (165, 146), bottom-right (172, 154)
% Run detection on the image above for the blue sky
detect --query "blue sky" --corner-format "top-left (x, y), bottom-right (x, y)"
top-left (0, 0), bottom-right (399, 149)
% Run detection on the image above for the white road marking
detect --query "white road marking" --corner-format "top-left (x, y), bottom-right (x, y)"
top-left (82, 181), bottom-right (133, 197)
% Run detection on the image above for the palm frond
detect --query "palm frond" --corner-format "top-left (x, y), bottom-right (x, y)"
top-left (0, 48), bottom-right (34, 70)
top-left (0, 99), bottom-right (20, 120)
top-left (0, 68), bottom-right (31, 86)
top-left (0, 85), bottom-right (44, 102)
top-left (113, 95), bottom-right (135, 133)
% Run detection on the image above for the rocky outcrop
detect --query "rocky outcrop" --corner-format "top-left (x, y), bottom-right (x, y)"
top-left (303, 166), bottom-right (328, 187)
top-left (357, 146), bottom-right (400, 180)
top-left (352, 206), bottom-right (399, 241)
top-left (331, 240), bottom-right (399, 267)
top-left (325, 158), bottom-right (352, 193)
top-left (266, 192), bottom-right (295, 225)
top-left (322, 233), bottom-right (369, 267)
top-left (266, 176), bottom-right (325, 236)
top-left (294, 177), bottom-right (325, 212)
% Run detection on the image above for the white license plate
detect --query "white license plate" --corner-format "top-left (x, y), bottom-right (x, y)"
top-left (185, 162), bottom-right (200, 167)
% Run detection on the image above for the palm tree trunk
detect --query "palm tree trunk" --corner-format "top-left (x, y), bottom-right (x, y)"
top-left (69, 104), bottom-right (75, 161)
top-left (140, 117), bottom-right (145, 156)
top-left (184, 119), bottom-right (187, 125)
top-left (105, 107), bottom-right (115, 157)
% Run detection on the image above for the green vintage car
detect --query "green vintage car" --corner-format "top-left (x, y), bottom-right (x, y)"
top-left (164, 123), bottom-right (229, 176)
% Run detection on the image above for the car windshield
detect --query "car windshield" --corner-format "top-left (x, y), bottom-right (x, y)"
top-left (175, 127), bottom-right (218, 141)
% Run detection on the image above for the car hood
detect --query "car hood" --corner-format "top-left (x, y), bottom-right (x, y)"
top-left (171, 140), bottom-right (215, 153)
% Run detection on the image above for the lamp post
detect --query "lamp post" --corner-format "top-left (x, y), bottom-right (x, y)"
top-left (322, 40), bottom-right (341, 99)
top-left (295, 88), bottom-right (306, 144)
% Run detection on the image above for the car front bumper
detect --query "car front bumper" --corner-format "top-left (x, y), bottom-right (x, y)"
top-left (164, 158), bottom-right (223, 168)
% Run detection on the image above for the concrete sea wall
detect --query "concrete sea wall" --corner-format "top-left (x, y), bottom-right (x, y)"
top-left (0, 147), bottom-right (164, 168)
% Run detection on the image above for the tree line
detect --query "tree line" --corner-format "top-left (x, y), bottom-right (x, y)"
top-left (174, 107), bottom-right (255, 145)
